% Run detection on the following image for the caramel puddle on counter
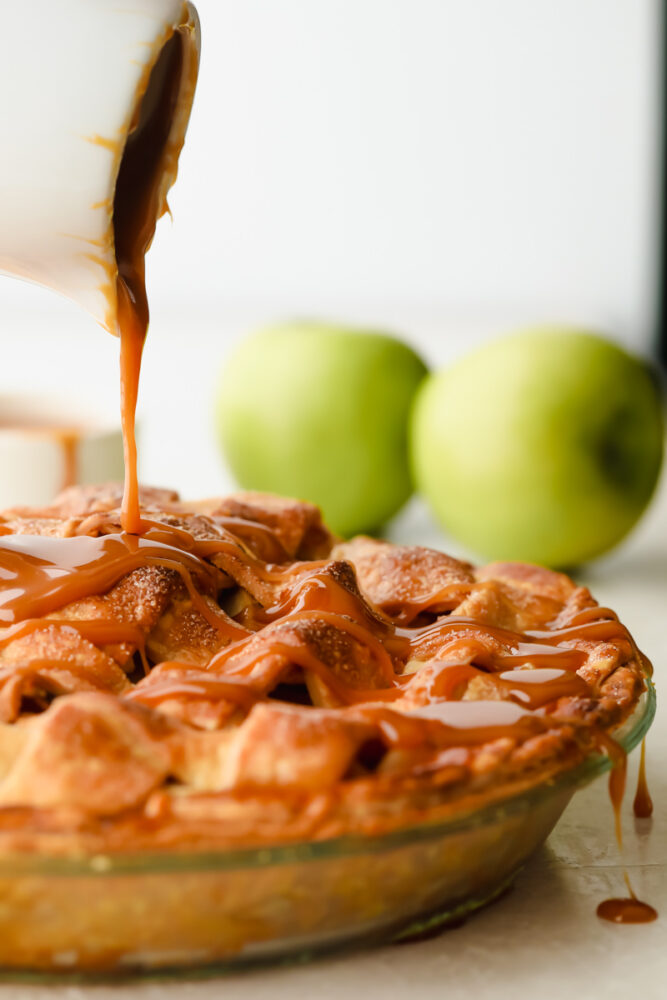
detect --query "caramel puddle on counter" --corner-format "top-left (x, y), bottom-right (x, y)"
top-left (597, 737), bottom-right (657, 924)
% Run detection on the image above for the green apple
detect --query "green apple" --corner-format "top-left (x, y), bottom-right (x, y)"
top-left (411, 328), bottom-right (664, 567)
top-left (216, 321), bottom-right (428, 536)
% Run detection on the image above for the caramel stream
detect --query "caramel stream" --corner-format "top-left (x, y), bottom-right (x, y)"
top-left (113, 29), bottom-right (185, 533)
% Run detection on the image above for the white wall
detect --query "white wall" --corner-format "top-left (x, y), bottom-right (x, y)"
top-left (0, 0), bottom-right (662, 349)
top-left (159, 0), bottom-right (660, 343)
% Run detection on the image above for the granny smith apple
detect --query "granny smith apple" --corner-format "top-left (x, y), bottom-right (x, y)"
top-left (411, 329), bottom-right (664, 567)
top-left (216, 321), bottom-right (428, 536)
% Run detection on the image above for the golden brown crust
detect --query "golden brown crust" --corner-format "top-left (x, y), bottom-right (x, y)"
top-left (0, 486), bottom-right (648, 854)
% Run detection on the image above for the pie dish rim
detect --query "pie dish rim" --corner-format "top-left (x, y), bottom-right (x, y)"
top-left (0, 681), bottom-right (653, 875)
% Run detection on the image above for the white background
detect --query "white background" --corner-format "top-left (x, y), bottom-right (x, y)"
top-left (171, 0), bottom-right (662, 341)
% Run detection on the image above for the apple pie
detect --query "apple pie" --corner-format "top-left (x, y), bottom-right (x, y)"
top-left (0, 484), bottom-right (650, 855)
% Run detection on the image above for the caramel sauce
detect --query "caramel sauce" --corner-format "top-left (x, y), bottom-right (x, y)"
top-left (0, 518), bottom-right (647, 722)
top-left (595, 731), bottom-right (657, 923)
top-left (413, 662), bottom-right (482, 701)
top-left (0, 531), bottom-right (220, 625)
top-left (218, 635), bottom-right (400, 707)
top-left (129, 669), bottom-right (263, 712)
top-left (633, 739), bottom-right (653, 819)
top-left (113, 30), bottom-right (186, 533)
top-left (601, 731), bottom-right (628, 848)
top-left (117, 284), bottom-right (146, 534)
top-left (214, 516), bottom-right (290, 562)
top-left (0, 617), bottom-right (146, 651)
top-left (405, 617), bottom-right (588, 672)
top-left (494, 667), bottom-right (591, 709)
top-left (596, 897), bottom-right (658, 924)
top-left (357, 700), bottom-right (548, 750)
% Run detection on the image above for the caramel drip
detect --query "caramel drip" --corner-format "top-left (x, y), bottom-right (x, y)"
top-left (595, 731), bottom-right (657, 923)
top-left (633, 739), bottom-right (653, 819)
top-left (598, 730), bottom-right (627, 849)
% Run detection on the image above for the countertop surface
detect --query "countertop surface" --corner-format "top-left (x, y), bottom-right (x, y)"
top-left (0, 303), bottom-right (665, 998)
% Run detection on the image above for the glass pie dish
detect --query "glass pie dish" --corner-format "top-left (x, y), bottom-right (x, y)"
top-left (0, 684), bottom-right (653, 980)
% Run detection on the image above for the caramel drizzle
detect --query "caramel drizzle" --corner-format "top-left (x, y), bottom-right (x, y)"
top-left (595, 731), bottom-right (657, 924)
top-left (0, 617), bottom-right (146, 651)
top-left (0, 521), bottom-right (641, 726)
top-left (0, 531), bottom-right (220, 625)
top-left (351, 700), bottom-right (549, 750)
top-left (128, 669), bottom-right (263, 713)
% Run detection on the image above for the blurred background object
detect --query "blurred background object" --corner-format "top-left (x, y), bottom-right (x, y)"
top-left (411, 328), bottom-right (664, 566)
top-left (0, 0), bottom-right (663, 500)
top-left (216, 321), bottom-right (428, 535)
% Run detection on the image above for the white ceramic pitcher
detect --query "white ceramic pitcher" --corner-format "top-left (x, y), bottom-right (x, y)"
top-left (0, 0), bottom-right (200, 332)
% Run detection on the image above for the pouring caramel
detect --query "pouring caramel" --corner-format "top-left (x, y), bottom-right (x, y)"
top-left (110, 14), bottom-right (198, 533)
